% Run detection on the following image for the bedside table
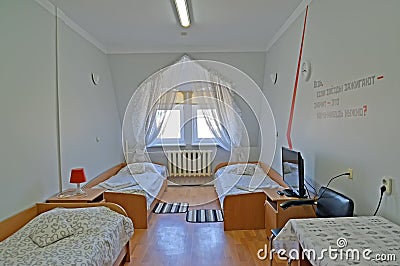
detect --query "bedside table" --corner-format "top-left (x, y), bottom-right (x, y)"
top-left (46, 188), bottom-right (106, 203)
top-left (263, 188), bottom-right (316, 238)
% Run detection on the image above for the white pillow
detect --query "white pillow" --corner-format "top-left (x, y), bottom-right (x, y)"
top-left (118, 163), bottom-right (160, 175)
top-left (226, 165), bottom-right (240, 174)
top-left (235, 164), bottom-right (257, 176)
top-left (118, 163), bottom-right (145, 175)
top-left (128, 163), bottom-right (145, 174)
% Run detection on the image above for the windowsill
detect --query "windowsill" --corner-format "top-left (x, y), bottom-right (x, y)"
top-left (147, 143), bottom-right (220, 148)
top-left (147, 143), bottom-right (186, 148)
top-left (191, 142), bottom-right (218, 146)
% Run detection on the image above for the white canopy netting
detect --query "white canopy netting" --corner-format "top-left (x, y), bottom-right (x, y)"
top-left (122, 55), bottom-right (249, 163)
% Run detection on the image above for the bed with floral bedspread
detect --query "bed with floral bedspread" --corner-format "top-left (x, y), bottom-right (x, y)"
top-left (0, 206), bottom-right (133, 266)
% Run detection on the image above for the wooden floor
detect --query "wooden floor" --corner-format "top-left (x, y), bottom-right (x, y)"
top-left (124, 186), bottom-right (270, 266)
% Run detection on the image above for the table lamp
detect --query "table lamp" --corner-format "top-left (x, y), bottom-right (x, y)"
top-left (70, 168), bottom-right (87, 195)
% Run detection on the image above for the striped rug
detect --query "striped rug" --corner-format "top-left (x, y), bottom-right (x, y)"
top-left (152, 202), bottom-right (189, 214)
top-left (186, 209), bottom-right (224, 223)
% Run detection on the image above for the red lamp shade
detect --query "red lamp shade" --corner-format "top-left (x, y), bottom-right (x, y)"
top-left (69, 168), bottom-right (87, 184)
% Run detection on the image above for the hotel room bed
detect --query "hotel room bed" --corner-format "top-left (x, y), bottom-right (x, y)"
top-left (274, 216), bottom-right (400, 266)
top-left (0, 202), bottom-right (133, 266)
top-left (214, 162), bottom-right (286, 230)
top-left (85, 162), bottom-right (167, 229)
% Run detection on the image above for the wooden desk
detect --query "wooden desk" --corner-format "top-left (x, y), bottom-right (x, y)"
top-left (263, 188), bottom-right (316, 239)
top-left (46, 188), bottom-right (106, 203)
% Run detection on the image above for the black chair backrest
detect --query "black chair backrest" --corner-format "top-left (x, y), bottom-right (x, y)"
top-left (316, 186), bottom-right (354, 218)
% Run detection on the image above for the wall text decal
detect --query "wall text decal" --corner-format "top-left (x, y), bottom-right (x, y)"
top-left (313, 74), bottom-right (381, 120)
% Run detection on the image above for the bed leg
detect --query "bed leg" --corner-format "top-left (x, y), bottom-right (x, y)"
top-left (125, 242), bottom-right (131, 262)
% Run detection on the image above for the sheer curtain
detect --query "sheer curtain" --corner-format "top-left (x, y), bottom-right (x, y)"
top-left (123, 55), bottom-right (246, 162)
top-left (145, 90), bottom-right (177, 147)
top-left (125, 72), bottom-right (177, 162)
top-left (195, 77), bottom-right (245, 161)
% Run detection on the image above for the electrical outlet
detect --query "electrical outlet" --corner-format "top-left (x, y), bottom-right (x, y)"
top-left (382, 177), bottom-right (392, 195)
top-left (347, 168), bottom-right (353, 179)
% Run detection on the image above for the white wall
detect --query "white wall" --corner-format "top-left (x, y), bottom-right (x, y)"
top-left (0, 0), bottom-right (122, 220)
top-left (0, 0), bottom-right (58, 220)
top-left (263, 0), bottom-right (400, 223)
top-left (58, 19), bottom-right (122, 189)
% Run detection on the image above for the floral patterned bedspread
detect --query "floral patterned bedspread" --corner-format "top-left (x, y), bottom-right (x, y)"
top-left (273, 216), bottom-right (400, 266)
top-left (0, 206), bottom-right (134, 266)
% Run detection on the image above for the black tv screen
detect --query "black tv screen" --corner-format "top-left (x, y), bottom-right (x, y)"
top-left (282, 147), bottom-right (306, 197)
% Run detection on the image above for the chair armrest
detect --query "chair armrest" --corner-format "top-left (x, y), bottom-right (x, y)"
top-left (280, 199), bottom-right (316, 209)
top-left (271, 228), bottom-right (282, 237)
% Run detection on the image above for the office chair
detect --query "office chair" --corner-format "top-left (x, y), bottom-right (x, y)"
top-left (269, 187), bottom-right (354, 265)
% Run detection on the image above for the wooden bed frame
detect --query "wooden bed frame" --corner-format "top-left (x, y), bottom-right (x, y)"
top-left (0, 202), bottom-right (131, 266)
top-left (84, 162), bottom-right (167, 229)
top-left (214, 161), bottom-right (287, 231)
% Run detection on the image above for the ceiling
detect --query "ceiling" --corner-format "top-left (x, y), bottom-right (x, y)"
top-left (47, 0), bottom-right (304, 54)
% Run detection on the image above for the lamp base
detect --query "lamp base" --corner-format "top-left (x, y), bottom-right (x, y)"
top-left (73, 183), bottom-right (87, 196)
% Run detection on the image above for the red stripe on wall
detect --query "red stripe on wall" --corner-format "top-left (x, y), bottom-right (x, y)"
top-left (286, 6), bottom-right (309, 149)
top-left (377, 75), bottom-right (384, 80)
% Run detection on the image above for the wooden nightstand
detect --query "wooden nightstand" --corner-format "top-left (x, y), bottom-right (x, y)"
top-left (46, 188), bottom-right (106, 203)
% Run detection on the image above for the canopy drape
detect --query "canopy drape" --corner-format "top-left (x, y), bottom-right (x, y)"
top-left (123, 55), bottom-right (246, 162)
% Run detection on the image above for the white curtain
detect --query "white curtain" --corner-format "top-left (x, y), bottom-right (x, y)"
top-left (195, 76), bottom-right (244, 160)
top-left (123, 55), bottom-right (246, 162)
top-left (145, 90), bottom-right (177, 146)
top-left (126, 72), bottom-right (177, 162)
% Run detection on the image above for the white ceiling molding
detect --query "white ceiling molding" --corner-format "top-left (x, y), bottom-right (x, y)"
top-left (35, 0), bottom-right (107, 54)
top-left (35, 0), bottom-right (54, 14)
top-left (265, 0), bottom-right (313, 53)
top-left (108, 47), bottom-right (267, 55)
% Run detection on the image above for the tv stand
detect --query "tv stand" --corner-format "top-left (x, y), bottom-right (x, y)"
top-left (263, 188), bottom-right (316, 239)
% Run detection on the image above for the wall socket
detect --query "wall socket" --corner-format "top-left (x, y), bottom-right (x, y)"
top-left (347, 168), bottom-right (353, 179)
top-left (382, 177), bottom-right (392, 195)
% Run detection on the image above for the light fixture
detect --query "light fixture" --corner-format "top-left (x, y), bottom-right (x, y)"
top-left (174, 0), bottom-right (191, 28)
top-left (91, 73), bottom-right (100, 85)
top-left (69, 168), bottom-right (87, 195)
top-left (270, 73), bottom-right (278, 85)
top-left (301, 61), bottom-right (311, 81)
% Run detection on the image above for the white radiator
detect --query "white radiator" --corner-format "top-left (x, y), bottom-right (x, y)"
top-left (166, 150), bottom-right (213, 177)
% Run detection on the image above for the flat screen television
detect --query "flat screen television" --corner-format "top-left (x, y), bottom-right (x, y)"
top-left (281, 147), bottom-right (306, 198)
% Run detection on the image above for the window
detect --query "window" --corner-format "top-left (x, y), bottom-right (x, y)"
top-left (148, 91), bottom-right (217, 147)
top-left (192, 107), bottom-right (217, 145)
top-left (156, 109), bottom-right (182, 139)
top-left (151, 106), bottom-right (185, 146)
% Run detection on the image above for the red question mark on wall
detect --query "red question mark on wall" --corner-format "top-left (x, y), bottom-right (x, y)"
top-left (363, 105), bottom-right (368, 116)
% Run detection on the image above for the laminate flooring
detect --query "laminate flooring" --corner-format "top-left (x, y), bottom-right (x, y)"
top-left (124, 186), bottom-right (270, 266)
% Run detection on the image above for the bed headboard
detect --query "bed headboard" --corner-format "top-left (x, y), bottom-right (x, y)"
top-left (84, 163), bottom-right (126, 189)
top-left (213, 161), bottom-right (286, 187)
top-left (213, 161), bottom-right (259, 173)
top-left (84, 162), bottom-right (165, 189)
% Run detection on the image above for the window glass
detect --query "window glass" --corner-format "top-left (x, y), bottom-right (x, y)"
top-left (196, 109), bottom-right (216, 139)
top-left (156, 109), bottom-right (182, 139)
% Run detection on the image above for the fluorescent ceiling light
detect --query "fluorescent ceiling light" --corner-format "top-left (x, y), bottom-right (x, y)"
top-left (174, 0), bottom-right (191, 28)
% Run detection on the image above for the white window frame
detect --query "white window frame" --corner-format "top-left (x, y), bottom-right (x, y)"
top-left (191, 105), bottom-right (217, 145)
top-left (148, 105), bottom-right (185, 147)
